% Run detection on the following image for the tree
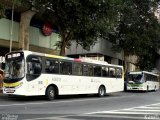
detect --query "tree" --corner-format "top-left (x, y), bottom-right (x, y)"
top-left (18, 0), bottom-right (122, 55)
top-left (0, 0), bottom-right (22, 18)
top-left (0, 1), bottom-right (7, 18)
top-left (109, 0), bottom-right (160, 71)
top-left (138, 49), bottom-right (160, 70)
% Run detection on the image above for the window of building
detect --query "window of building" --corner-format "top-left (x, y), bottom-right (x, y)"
top-left (60, 61), bottom-right (72, 75)
top-left (45, 59), bottom-right (59, 74)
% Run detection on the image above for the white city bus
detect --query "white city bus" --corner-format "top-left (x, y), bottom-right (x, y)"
top-left (3, 51), bottom-right (124, 100)
top-left (127, 71), bottom-right (159, 91)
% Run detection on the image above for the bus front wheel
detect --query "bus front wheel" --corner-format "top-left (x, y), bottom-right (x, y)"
top-left (98, 86), bottom-right (106, 97)
top-left (45, 86), bottom-right (55, 100)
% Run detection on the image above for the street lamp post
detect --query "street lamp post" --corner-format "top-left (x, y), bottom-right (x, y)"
top-left (9, 0), bottom-right (14, 52)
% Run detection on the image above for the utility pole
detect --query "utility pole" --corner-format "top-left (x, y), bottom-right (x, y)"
top-left (9, 0), bottom-right (14, 52)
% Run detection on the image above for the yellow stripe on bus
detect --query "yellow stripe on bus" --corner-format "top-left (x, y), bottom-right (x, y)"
top-left (45, 54), bottom-right (64, 59)
top-left (3, 81), bottom-right (21, 87)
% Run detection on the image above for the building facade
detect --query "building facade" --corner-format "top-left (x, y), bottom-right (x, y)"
top-left (66, 38), bottom-right (137, 72)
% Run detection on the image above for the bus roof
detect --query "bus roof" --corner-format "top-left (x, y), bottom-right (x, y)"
top-left (128, 71), bottom-right (159, 76)
top-left (20, 50), bottom-right (122, 68)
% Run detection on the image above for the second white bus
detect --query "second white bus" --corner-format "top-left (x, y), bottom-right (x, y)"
top-left (127, 71), bottom-right (159, 91)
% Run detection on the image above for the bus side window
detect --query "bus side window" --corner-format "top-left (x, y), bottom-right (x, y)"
top-left (116, 68), bottom-right (122, 78)
top-left (82, 64), bottom-right (93, 76)
top-left (88, 65), bottom-right (93, 76)
top-left (109, 68), bottom-right (116, 78)
top-left (102, 66), bottom-right (109, 77)
top-left (72, 63), bottom-right (82, 75)
top-left (27, 62), bottom-right (41, 74)
top-left (153, 76), bottom-right (155, 81)
top-left (156, 76), bottom-right (159, 82)
top-left (145, 74), bottom-right (149, 82)
top-left (27, 62), bottom-right (33, 74)
top-left (34, 63), bottom-right (41, 75)
top-left (45, 59), bottom-right (59, 74)
top-left (60, 61), bottom-right (72, 75)
top-left (93, 66), bottom-right (101, 77)
top-left (149, 75), bottom-right (151, 81)
top-left (26, 55), bottom-right (42, 81)
top-left (83, 64), bottom-right (88, 76)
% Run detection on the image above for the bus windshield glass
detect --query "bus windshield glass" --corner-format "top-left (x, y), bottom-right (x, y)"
top-left (4, 52), bottom-right (25, 82)
top-left (128, 74), bottom-right (143, 83)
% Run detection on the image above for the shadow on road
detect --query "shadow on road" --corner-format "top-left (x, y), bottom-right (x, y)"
top-left (0, 89), bottom-right (157, 102)
top-left (0, 93), bottom-right (121, 102)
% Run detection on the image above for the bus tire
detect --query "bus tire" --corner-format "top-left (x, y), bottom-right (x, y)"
top-left (98, 86), bottom-right (106, 97)
top-left (45, 86), bottom-right (55, 100)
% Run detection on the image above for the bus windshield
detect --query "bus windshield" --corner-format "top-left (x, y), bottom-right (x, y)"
top-left (128, 74), bottom-right (143, 83)
top-left (4, 53), bottom-right (25, 82)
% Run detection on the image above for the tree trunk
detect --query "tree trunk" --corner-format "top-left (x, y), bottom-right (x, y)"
top-left (60, 35), bottom-right (67, 56)
top-left (19, 10), bottom-right (35, 50)
top-left (59, 32), bottom-right (72, 56)
top-left (123, 50), bottom-right (129, 75)
top-left (122, 50), bottom-right (127, 74)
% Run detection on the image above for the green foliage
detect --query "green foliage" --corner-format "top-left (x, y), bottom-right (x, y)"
top-left (138, 49), bottom-right (159, 70)
top-left (0, 0), bottom-right (122, 55)
top-left (0, 0), bottom-right (23, 18)
top-left (110, 0), bottom-right (160, 70)
top-left (0, 2), bottom-right (6, 18)
top-left (1, 0), bottom-right (159, 69)
top-left (20, 0), bottom-right (122, 55)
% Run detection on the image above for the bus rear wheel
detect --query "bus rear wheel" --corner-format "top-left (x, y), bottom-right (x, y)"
top-left (45, 86), bottom-right (55, 100)
top-left (98, 86), bottom-right (106, 97)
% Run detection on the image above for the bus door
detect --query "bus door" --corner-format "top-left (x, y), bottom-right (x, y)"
top-left (26, 55), bottom-right (42, 95)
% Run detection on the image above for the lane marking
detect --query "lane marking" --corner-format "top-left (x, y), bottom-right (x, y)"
top-left (0, 94), bottom-right (136, 107)
top-left (94, 111), bottom-right (160, 115)
top-left (24, 115), bottom-right (74, 120)
top-left (135, 106), bottom-right (160, 109)
top-left (86, 102), bottom-right (160, 114)
top-left (123, 109), bottom-right (160, 112)
top-left (124, 102), bottom-right (160, 110)
top-left (82, 114), bottom-right (145, 120)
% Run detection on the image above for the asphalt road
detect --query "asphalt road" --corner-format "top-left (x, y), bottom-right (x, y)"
top-left (0, 90), bottom-right (160, 120)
